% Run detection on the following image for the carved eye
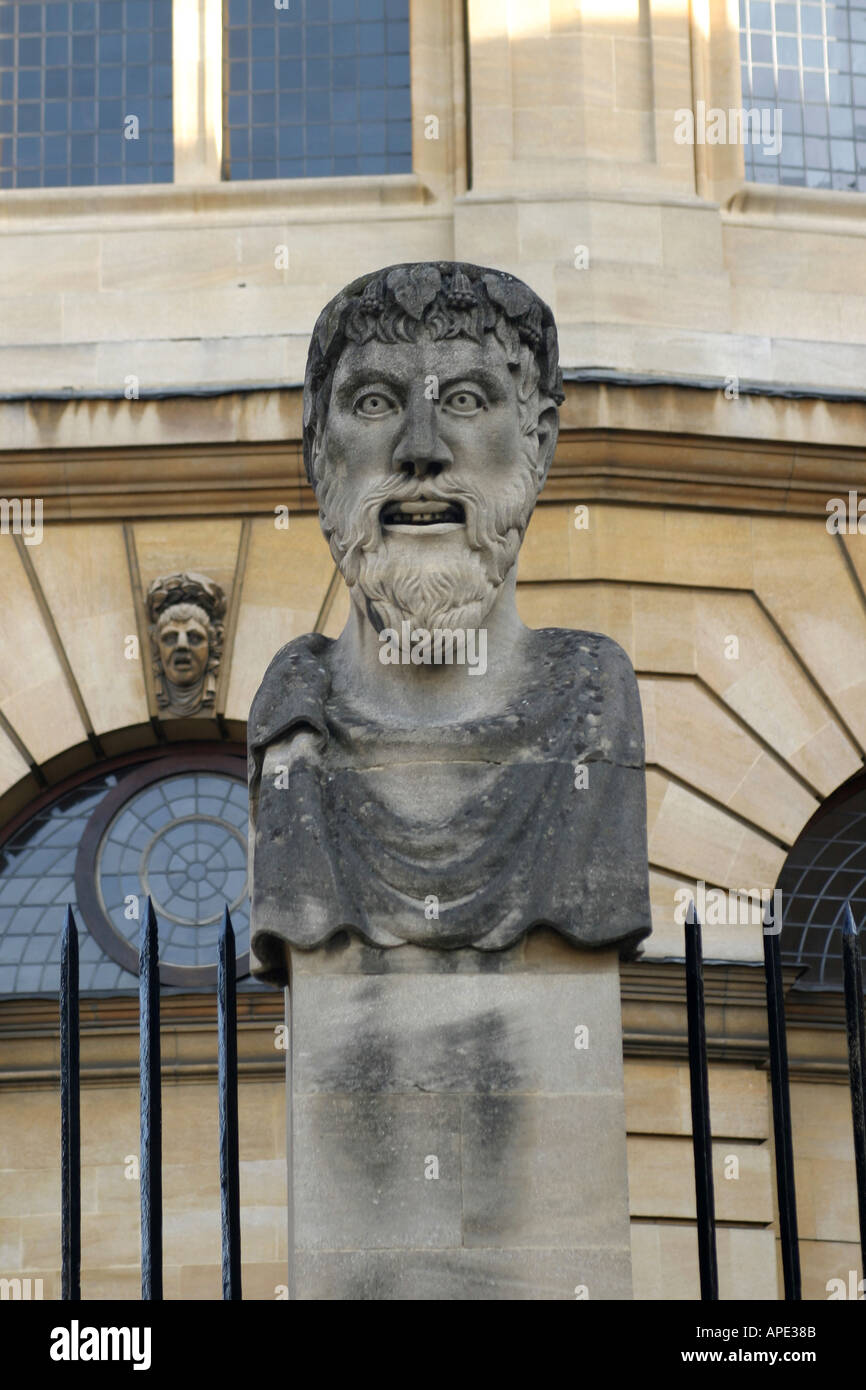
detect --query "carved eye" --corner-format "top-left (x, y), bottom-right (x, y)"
top-left (443, 388), bottom-right (484, 415)
top-left (355, 391), bottom-right (395, 417)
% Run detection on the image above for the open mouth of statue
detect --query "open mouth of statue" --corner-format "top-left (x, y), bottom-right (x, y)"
top-left (380, 498), bottom-right (466, 532)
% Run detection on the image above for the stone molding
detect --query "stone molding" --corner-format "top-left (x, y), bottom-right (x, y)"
top-left (622, 960), bottom-right (855, 1083)
top-left (0, 961), bottom-right (852, 1089)
top-left (1, 402), bottom-right (861, 520)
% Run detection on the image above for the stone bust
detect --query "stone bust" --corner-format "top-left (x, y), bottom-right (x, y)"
top-left (248, 263), bottom-right (651, 981)
top-left (146, 572), bottom-right (226, 717)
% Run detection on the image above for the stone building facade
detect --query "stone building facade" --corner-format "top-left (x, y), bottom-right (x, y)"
top-left (0, 0), bottom-right (864, 1299)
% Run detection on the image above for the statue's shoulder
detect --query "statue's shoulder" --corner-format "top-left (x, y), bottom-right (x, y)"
top-left (531, 627), bottom-right (643, 760)
top-left (248, 632), bottom-right (333, 754)
top-left (532, 626), bottom-right (637, 682)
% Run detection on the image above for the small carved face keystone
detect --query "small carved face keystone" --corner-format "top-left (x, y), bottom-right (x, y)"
top-left (146, 572), bottom-right (227, 718)
top-left (157, 614), bottom-right (210, 688)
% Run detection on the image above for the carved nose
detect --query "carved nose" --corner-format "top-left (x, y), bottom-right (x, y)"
top-left (408, 456), bottom-right (445, 480)
top-left (392, 403), bottom-right (451, 480)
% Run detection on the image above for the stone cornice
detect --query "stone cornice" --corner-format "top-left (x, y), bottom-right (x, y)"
top-left (0, 991), bottom-right (284, 1090)
top-left (621, 960), bottom-right (854, 1083)
top-left (724, 181), bottom-right (866, 238)
top-left (0, 172), bottom-right (434, 233)
top-left (0, 963), bottom-right (854, 1088)
top-left (0, 381), bottom-right (862, 520)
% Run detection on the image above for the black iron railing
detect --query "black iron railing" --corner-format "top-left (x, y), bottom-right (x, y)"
top-left (684, 901), bottom-right (718, 1300)
top-left (763, 901), bottom-right (801, 1300)
top-left (685, 897), bottom-right (866, 1302)
top-left (59, 898), bottom-right (242, 1302)
top-left (58, 893), bottom-right (866, 1300)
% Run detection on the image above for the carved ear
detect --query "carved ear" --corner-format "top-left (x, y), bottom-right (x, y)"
top-left (535, 398), bottom-right (559, 489)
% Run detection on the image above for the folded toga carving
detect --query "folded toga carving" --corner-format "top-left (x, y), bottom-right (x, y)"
top-left (248, 262), bottom-right (651, 982)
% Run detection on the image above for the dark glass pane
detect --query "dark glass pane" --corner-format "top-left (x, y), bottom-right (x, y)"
top-left (224, 0), bottom-right (410, 180)
top-left (251, 124), bottom-right (275, 157)
top-left (278, 58), bottom-right (302, 88)
top-left (251, 58), bottom-right (273, 91)
top-left (278, 124), bottom-right (302, 155)
top-left (278, 90), bottom-right (302, 122)
top-left (18, 102), bottom-right (41, 131)
top-left (19, 5), bottom-right (45, 34)
top-left (305, 23), bottom-right (329, 57)
top-left (98, 66), bottom-right (123, 97)
top-left (251, 91), bottom-right (275, 124)
top-left (17, 68), bottom-right (41, 97)
top-left (739, 0), bottom-right (862, 190)
top-left (251, 25), bottom-right (274, 58)
top-left (45, 33), bottom-right (68, 63)
top-left (358, 87), bottom-right (384, 120)
top-left (0, 0), bottom-right (174, 185)
top-left (305, 88), bottom-right (329, 121)
top-left (19, 35), bottom-right (44, 65)
top-left (100, 1), bottom-right (123, 28)
top-left (71, 67), bottom-right (96, 97)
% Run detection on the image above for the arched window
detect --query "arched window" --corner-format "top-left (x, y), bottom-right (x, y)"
top-left (0, 748), bottom-right (252, 994)
top-left (778, 770), bottom-right (866, 989)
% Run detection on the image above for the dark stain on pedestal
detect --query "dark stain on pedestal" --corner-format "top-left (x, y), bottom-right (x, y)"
top-left (326, 993), bottom-right (522, 1298)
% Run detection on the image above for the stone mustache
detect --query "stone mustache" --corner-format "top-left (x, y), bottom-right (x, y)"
top-left (248, 262), bottom-right (651, 980)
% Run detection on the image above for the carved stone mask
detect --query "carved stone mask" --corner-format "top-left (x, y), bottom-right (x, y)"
top-left (146, 573), bottom-right (226, 718)
top-left (156, 609), bottom-right (210, 688)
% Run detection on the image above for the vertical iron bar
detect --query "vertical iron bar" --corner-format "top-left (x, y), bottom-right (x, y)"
top-left (842, 902), bottom-right (866, 1271)
top-left (218, 905), bottom-right (242, 1299)
top-left (762, 899), bottom-right (801, 1300)
top-left (60, 906), bottom-right (80, 1301)
top-left (140, 897), bottom-right (163, 1301)
top-left (685, 902), bottom-right (719, 1300)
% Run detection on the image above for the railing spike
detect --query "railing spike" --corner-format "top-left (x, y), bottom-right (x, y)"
top-left (218, 905), bottom-right (242, 1299)
top-left (140, 896), bottom-right (163, 1301)
top-left (684, 901), bottom-right (719, 1300)
top-left (762, 895), bottom-right (801, 1299)
top-left (60, 905), bottom-right (81, 1301)
top-left (841, 900), bottom-right (866, 1274)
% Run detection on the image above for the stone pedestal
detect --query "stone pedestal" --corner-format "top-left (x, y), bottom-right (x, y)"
top-left (285, 929), bottom-right (633, 1301)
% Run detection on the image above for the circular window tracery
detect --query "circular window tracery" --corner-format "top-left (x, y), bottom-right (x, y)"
top-left (0, 750), bottom-right (251, 995)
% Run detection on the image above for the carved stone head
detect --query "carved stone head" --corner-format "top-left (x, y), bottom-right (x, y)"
top-left (302, 262), bottom-right (564, 636)
top-left (146, 572), bottom-right (226, 717)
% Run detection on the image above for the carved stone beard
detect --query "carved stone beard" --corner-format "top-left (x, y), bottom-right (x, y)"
top-left (317, 448), bottom-right (540, 634)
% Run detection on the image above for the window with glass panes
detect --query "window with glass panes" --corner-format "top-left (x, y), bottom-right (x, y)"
top-left (739, 0), bottom-right (866, 191)
top-left (0, 0), bottom-right (173, 189)
top-left (223, 0), bottom-right (411, 181)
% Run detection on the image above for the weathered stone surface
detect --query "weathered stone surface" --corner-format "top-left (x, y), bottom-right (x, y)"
top-left (292, 952), bottom-right (623, 1095)
top-left (287, 938), bottom-right (633, 1300)
top-left (294, 1248), bottom-right (632, 1302)
top-left (250, 265), bottom-right (645, 1299)
top-left (293, 1094), bottom-right (464, 1251)
top-left (248, 263), bottom-right (651, 970)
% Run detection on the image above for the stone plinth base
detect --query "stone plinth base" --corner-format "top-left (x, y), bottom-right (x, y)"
top-left (285, 929), bottom-right (633, 1300)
